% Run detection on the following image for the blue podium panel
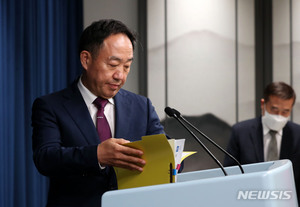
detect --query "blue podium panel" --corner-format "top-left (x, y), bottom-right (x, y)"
top-left (102, 160), bottom-right (298, 207)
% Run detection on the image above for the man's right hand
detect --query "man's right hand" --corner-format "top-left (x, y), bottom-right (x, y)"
top-left (97, 138), bottom-right (145, 172)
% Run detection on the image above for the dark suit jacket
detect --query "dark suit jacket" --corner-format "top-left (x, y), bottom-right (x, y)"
top-left (224, 116), bottom-right (300, 202)
top-left (32, 80), bottom-right (165, 207)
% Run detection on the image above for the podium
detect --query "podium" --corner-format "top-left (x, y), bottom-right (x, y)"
top-left (102, 160), bottom-right (298, 207)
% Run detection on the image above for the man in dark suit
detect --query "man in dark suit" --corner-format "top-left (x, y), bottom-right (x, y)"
top-left (32, 19), bottom-right (165, 207)
top-left (224, 81), bottom-right (300, 202)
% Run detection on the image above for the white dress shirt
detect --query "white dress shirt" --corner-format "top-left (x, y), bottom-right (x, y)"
top-left (77, 77), bottom-right (115, 138)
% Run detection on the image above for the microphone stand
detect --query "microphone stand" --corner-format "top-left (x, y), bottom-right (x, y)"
top-left (166, 109), bottom-right (228, 176)
top-left (173, 110), bottom-right (244, 174)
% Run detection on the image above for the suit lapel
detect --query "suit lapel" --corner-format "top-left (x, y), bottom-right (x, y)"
top-left (249, 117), bottom-right (264, 162)
top-left (62, 81), bottom-right (99, 145)
top-left (114, 89), bottom-right (132, 138)
top-left (280, 123), bottom-right (293, 159)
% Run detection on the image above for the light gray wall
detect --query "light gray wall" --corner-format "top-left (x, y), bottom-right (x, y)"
top-left (273, 0), bottom-right (300, 123)
top-left (83, 0), bottom-right (139, 94)
top-left (147, 0), bottom-right (166, 121)
top-left (148, 0), bottom-right (255, 125)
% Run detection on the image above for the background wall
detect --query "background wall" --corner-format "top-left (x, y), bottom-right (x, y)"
top-left (273, 0), bottom-right (300, 123)
top-left (148, 0), bottom-right (255, 172)
top-left (148, 0), bottom-right (256, 125)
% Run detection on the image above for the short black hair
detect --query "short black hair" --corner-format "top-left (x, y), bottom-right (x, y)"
top-left (264, 82), bottom-right (296, 105)
top-left (78, 19), bottom-right (136, 58)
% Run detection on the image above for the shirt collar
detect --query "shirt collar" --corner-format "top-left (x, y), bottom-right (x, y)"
top-left (77, 75), bottom-right (114, 106)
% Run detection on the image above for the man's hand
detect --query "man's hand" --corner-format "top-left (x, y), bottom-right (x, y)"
top-left (97, 138), bottom-right (145, 172)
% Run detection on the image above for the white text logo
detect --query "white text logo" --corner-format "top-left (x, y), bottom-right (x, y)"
top-left (237, 190), bottom-right (292, 200)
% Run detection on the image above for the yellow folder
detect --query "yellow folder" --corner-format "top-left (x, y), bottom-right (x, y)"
top-left (113, 134), bottom-right (195, 189)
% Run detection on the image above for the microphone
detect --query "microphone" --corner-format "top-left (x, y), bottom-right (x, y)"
top-left (165, 107), bottom-right (228, 176)
top-left (171, 107), bottom-right (244, 174)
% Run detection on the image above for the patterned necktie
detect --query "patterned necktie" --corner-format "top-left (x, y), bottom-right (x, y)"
top-left (93, 97), bottom-right (112, 142)
top-left (267, 130), bottom-right (278, 161)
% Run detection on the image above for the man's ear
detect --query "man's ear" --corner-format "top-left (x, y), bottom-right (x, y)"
top-left (260, 98), bottom-right (265, 115)
top-left (80, 50), bottom-right (91, 70)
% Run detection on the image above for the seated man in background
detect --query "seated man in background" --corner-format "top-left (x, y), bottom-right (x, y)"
top-left (224, 81), bottom-right (300, 202)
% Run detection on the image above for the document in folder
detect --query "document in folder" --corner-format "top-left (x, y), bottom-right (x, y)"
top-left (113, 134), bottom-right (196, 189)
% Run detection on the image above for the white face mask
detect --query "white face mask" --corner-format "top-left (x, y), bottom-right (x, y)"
top-left (262, 109), bottom-right (289, 131)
